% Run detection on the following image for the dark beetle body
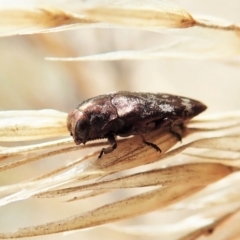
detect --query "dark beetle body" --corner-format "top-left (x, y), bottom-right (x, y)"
top-left (67, 92), bottom-right (207, 158)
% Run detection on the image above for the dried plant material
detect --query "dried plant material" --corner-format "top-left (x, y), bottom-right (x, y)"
top-left (0, 1), bottom-right (239, 238)
top-left (0, 8), bottom-right (97, 36)
top-left (0, 1), bottom-right (239, 61)
top-left (0, 129), bottom-right (179, 205)
top-left (0, 110), bottom-right (68, 141)
top-left (66, 189), bottom-right (111, 202)
top-left (0, 145), bottom-right (79, 172)
top-left (0, 138), bottom-right (73, 157)
top-left (37, 163), bottom-right (235, 199)
top-left (103, 203), bottom-right (240, 239)
top-left (1, 0), bottom-right (239, 35)
top-left (179, 206), bottom-right (240, 240)
top-left (0, 129), bottom-right (175, 175)
top-left (191, 136), bottom-right (240, 152)
top-left (0, 169), bottom-right (104, 207)
top-left (0, 186), bottom-right (204, 238)
top-left (178, 206), bottom-right (238, 240)
top-left (0, 110), bottom-right (240, 238)
top-left (192, 207), bottom-right (240, 240)
top-left (0, 0), bottom-right (195, 36)
top-left (48, 29), bottom-right (240, 61)
top-left (190, 110), bottom-right (240, 123)
top-left (81, 1), bottom-right (195, 28)
top-left (194, 15), bottom-right (239, 31)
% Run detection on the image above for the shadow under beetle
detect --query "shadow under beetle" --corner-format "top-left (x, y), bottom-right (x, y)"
top-left (67, 91), bottom-right (207, 158)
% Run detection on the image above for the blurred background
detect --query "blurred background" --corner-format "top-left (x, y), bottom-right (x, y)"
top-left (0, 0), bottom-right (240, 239)
top-left (0, 0), bottom-right (239, 112)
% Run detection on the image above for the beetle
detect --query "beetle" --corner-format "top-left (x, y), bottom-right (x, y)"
top-left (67, 91), bottom-right (207, 158)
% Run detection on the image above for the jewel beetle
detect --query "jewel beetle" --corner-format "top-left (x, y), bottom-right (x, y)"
top-left (67, 91), bottom-right (207, 158)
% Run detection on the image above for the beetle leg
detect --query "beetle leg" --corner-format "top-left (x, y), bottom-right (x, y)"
top-left (98, 134), bottom-right (117, 159)
top-left (140, 134), bottom-right (161, 153)
top-left (161, 117), bottom-right (183, 142)
top-left (170, 124), bottom-right (183, 142)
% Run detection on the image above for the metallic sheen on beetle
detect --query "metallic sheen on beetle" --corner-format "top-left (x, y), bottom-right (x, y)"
top-left (67, 91), bottom-right (207, 158)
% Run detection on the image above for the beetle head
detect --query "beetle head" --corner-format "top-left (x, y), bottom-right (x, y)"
top-left (67, 109), bottom-right (89, 145)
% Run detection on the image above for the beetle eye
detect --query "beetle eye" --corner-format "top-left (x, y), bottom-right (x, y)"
top-left (75, 118), bottom-right (89, 143)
